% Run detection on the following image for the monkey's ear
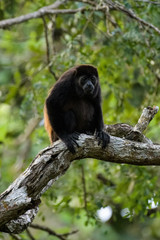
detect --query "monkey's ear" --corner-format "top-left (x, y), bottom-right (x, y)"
top-left (59, 68), bottom-right (77, 82)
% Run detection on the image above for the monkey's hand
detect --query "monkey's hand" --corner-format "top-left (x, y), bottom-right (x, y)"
top-left (62, 132), bottom-right (80, 154)
top-left (96, 130), bottom-right (110, 149)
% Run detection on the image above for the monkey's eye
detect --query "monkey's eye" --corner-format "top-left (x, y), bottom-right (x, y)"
top-left (79, 76), bottom-right (87, 85)
top-left (91, 76), bottom-right (96, 84)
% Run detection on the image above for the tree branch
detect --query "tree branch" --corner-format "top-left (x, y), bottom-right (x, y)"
top-left (0, 106), bottom-right (159, 234)
top-left (81, 165), bottom-right (88, 214)
top-left (0, 0), bottom-right (68, 29)
top-left (30, 224), bottom-right (78, 240)
top-left (26, 229), bottom-right (36, 240)
top-left (135, 0), bottom-right (160, 5)
top-left (104, 0), bottom-right (160, 34)
top-left (0, 5), bottom-right (106, 29)
top-left (125, 106), bottom-right (159, 143)
top-left (42, 16), bottom-right (57, 80)
top-left (10, 234), bottom-right (22, 240)
top-left (134, 106), bottom-right (159, 133)
top-left (72, 0), bottom-right (96, 6)
top-left (0, 0), bottom-right (159, 36)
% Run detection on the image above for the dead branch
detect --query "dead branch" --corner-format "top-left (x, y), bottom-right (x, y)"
top-left (30, 224), bottom-right (78, 240)
top-left (125, 106), bottom-right (159, 143)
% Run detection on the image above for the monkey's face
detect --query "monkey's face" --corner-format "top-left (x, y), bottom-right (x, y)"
top-left (78, 75), bottom-right (97, 96)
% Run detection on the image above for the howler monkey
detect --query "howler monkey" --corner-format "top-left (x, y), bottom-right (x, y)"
top-left (44, 64), bottom-right (110, 153)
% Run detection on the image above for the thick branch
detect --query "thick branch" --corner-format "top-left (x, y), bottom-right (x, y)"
top-left (0, 106), bottom-right (159, 234)
top-left (0, 134), bottom-right (160, 233)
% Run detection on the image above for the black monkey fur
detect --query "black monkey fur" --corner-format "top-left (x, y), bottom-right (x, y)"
top-left (44, 64), bottom-right (110, 153)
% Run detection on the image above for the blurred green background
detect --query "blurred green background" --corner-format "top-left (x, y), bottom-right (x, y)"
top-left (0, 0), bottom-right (160, 239)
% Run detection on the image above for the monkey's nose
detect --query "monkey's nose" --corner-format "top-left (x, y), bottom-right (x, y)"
top-left (86, 86), bottom-right (94, 94)
top-left (86, 83), bottom-right (93, 90)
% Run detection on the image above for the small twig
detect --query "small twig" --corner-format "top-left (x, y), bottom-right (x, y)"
top-left (30, 224), bottom-right (66, 240)
top-left (59, 230), bottom-right (79, 238)
top-left (82, 12), bottom-right (110, 39)
top-left (105, 5), bottom-right (112, 36)
top-left (81, 9), bottom-right (94, 35)
top-left (135, 0), bottom-right (160, 5)
top-left (30, 224), bottom-right (78, 240)
top-left (10, 234), bottom-right (22, 240)
top-left (72, 0), bottom-right (96, 6)
top-left (16, 116), bottom-right (41, 144)
top-left (26, 229), bottom-right (36, 240)
top-left (44, 7), bottom-right (106, 15)
top-left (42, 16), bottom-right (57, 80)
top-left (97, 173), bottom-right (115, 187)
top-left (81, 165), bottom-right (88, 213)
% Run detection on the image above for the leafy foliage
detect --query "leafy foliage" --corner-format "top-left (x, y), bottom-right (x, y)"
top-left (0, 0), bottom-right (160, 239)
